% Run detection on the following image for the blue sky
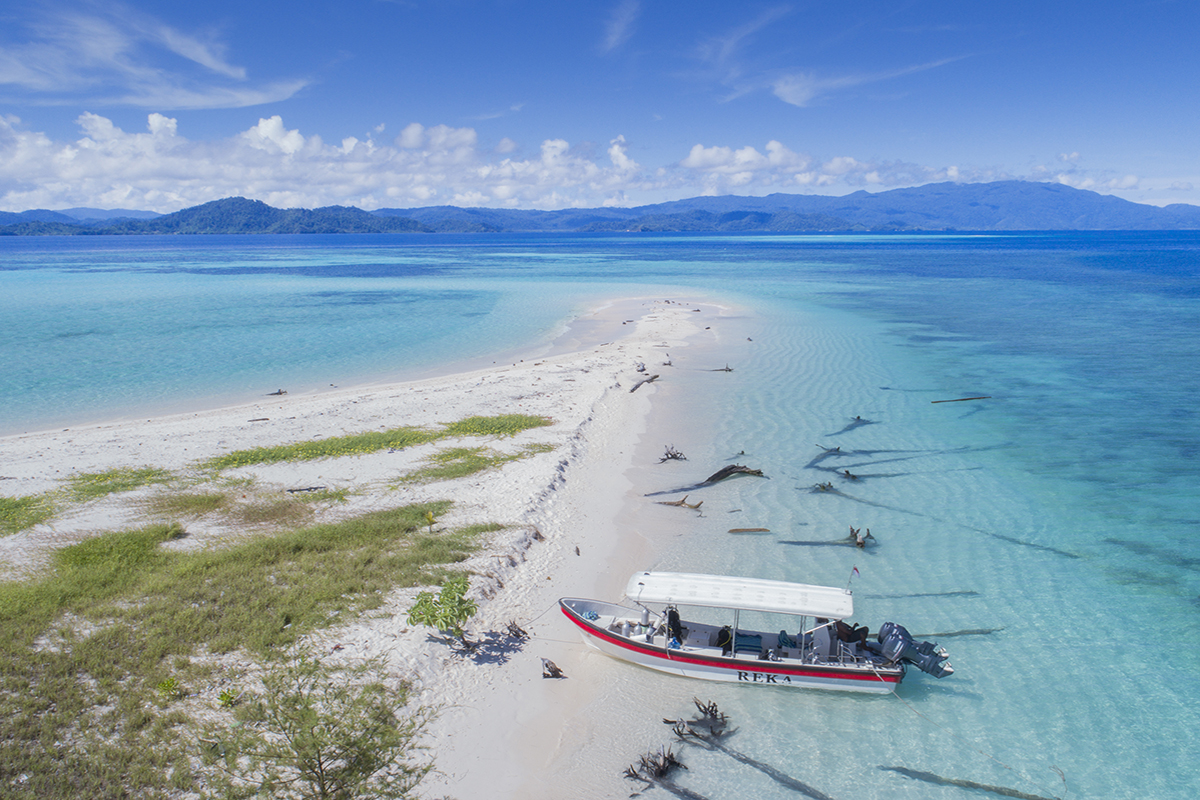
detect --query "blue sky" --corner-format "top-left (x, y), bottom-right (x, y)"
top-left (1, 0), bottom-right (1197, 212)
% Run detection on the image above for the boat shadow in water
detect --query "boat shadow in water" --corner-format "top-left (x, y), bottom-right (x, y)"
top-left (878, 766), bottom-right (1062, 800)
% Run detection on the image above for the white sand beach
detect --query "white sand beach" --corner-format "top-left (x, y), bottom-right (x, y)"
top-left (0, 295), bottom-right (736, 799)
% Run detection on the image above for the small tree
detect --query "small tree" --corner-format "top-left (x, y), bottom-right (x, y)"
top-left (201, 654), bottom-right (431, 800)
top-left (406, 575), bottom-right (477, 648)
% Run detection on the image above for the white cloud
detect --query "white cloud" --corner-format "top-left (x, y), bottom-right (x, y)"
top-left (397, 123), bottom-right (425, 149)
top-left (0, 113), bottom-right (664, 211)
top-left (677, 139), bottom-right (997, 196)
top-left (241, 116), bottom-right (307, 155)
top-left (1054, 171), bottom-right (1140, 193)
top-left (607, 135), bottom-right (640, 173)
top-left (0, 113), bottom-right (1154, 213)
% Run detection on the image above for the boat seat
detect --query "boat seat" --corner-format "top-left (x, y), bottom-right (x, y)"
top-left (733, 633), bottom-right (763, 655)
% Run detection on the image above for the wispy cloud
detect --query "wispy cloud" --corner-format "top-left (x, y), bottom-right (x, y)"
top-left (0, 4), bottom-right (306, 109)
top-left (602, 0), bottom-right (640, 52)
top-left (473, 103), bottom-right (525, 121)
top-left (697, 6), bottom-right (791, 69)
top-left (771, 57), bottom-right (963, 107)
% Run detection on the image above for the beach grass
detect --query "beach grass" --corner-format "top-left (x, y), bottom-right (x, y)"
top-left (399, 443), bottom-right (556, 484)
top-left (199, 413), bottom-right (553, 471)
top-left (65, 466), bottom-right (174, 502)
top-left (0, 495), bottom-right (55, 536)
top-left (440, 413), bottom-right (554, 438)
top-left (225, 496), bottom-right (316, 529)
top-left (200, 426), bottom-right (438, 470)
top-left (146, 490), bottom-right (230, 518)
top-left (0, 500), bottom-right (484, 799)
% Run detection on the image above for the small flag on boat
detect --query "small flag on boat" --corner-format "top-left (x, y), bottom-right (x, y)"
top-left (851, 566), bottom-right (860, 578)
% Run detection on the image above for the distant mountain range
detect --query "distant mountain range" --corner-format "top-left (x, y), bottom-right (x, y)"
top-left (3, 181), bottom-right (1199, 235)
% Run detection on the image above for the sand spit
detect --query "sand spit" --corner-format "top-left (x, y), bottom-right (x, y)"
top-left (0, 296), bottom-right (729, 799)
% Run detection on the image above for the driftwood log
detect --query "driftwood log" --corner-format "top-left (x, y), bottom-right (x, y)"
top-left (703, 464), bottom-right (765, 483)
top-left (630, 374), bottom-right (660, 393)
top-left (659, 445), bottom-right (687, 462)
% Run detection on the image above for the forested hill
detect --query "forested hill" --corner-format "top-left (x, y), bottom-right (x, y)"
top-left (0, 198), bottom-right (428, 235)
top-left (383, 181), bottom-right (1200, 232)
top-left (4, 181), bottom-right (1200, 235)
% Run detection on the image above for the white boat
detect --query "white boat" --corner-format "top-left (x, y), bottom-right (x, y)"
top-left (560, 571), bottom-right (953, 694)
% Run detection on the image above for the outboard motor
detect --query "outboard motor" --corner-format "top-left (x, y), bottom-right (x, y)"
top-left (877, 622), bottom-right (954, 678)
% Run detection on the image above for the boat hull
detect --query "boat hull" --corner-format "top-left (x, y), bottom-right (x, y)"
top-left (560, 598), bottom-right (902, 694)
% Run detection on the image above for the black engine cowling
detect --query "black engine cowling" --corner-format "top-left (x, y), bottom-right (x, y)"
top-left (877, 621), bottom-right (954, 678)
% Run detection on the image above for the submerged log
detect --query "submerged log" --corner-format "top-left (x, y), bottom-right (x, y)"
top-left (656, 495), bottom-right (703, 509)
top-left (703, 464), bottom-right (765, 483)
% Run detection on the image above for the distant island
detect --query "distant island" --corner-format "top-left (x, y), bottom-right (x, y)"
top-left (4, 181), bottom-right (1200, 235)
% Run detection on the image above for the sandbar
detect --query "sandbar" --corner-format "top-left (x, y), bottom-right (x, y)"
top-left (0, 295), bottom-right (743, 798)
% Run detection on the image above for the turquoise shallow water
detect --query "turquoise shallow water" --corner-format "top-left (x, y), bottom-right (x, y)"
top-left (2, 231), bottom-right (1197, 798)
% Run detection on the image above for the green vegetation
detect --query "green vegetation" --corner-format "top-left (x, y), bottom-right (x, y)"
top-left (399, 442), bottom-right (555, 484)
top-left (441, 413), bottom-right (554, 438)
top-left (407, 574), bottom-right (478, 646)
top-left (0, 494), bottom-right (55, 536)
top-left (201, 654), bottom-right (431, 799)
top-left (66, 466), bottom-right (173, 502)
top-left (201, 413), bottom-right (553, 471)
top-left (201, 426), bottom-right (437, 470)
top-left (0, 501), bottom-right (481, 799)
top-left (226, 496), bottom-right (315, 529)
top-left (0, 410), bottom-right (550, 795)
top-left (147, 490), bottom-right (230, 518)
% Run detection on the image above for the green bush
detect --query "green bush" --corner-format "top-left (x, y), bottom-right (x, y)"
top-left (201, 654), bottom-right (432, 799)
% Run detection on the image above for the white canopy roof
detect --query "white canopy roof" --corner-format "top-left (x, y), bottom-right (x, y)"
top-left (624, 572), bottom-right (853, 619)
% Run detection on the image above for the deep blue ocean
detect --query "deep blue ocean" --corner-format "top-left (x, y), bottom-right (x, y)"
top-left (1, 231), bottom-right (1197, 799)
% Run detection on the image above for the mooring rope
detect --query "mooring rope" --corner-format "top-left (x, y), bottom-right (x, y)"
top-left (868, 663), bottom-right (1066, 800)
